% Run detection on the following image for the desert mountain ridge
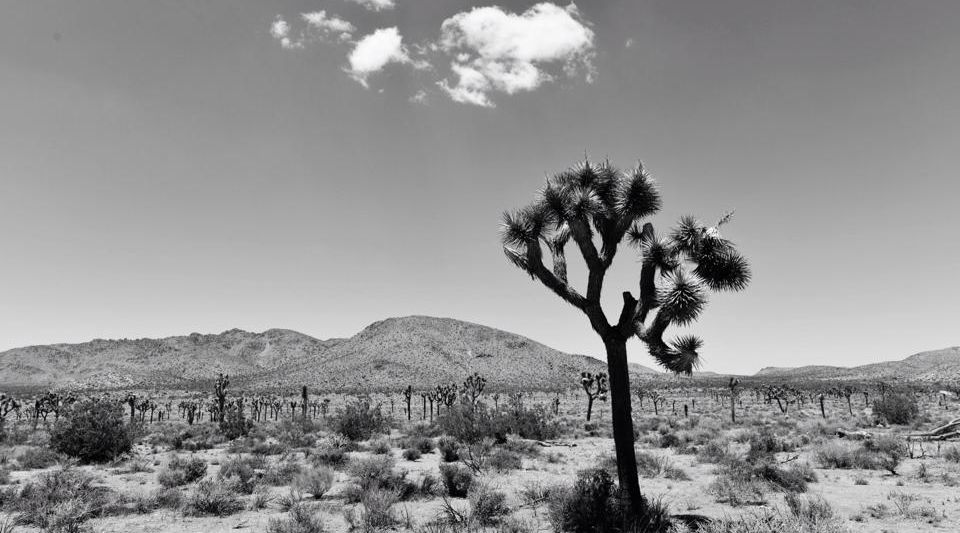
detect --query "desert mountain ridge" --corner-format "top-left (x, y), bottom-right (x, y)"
top-left (0, 315), bottom-right (659, 391)
top-left (755, 346), bottom-right (960, 382)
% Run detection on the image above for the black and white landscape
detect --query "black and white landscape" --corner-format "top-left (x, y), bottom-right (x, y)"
top-left (2, 2), bottom-right (960, 533)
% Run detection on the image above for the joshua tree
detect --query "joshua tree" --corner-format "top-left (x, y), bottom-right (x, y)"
top-left (648, 391), bottom-right (665, 416)
top-left (214, 373), bottom-right (229, 423)
top-left (301, 386), bottom-right (309, 420)
top-left (728, 377), bottom-right (741, 423)
top-left (501, 158), bottom-right (750, 514)
top-left (435, 384), bottom-right (457, 415)
top-left (125, 393), bottom-right (138, 422)
top-left (462, 373), bottom-right (487, 408)
top-left (580, 371), bottom-right (608, 421)
top-left (403, 385), bottom-right (413, 421)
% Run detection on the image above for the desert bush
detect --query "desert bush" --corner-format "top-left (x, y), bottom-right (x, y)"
top-left (546, 468), bottom-right (671, 533)
top-left (219, 405), bottom-right (254, 440)
top-left (267, 503), bottom-right (326, 533)
top-left (157, 455), bottom-right (208, 487)
top-left (862, 435), bottom-right (907, 474)
top-left (346, 487), bottom-right (400, 531)
top-left (399, 435), bottom-right (434, 455)
top-left (697, 439), bottom-right (737, 465)
top-left (944, 446), bottom-right (960, 463)
top-left (217, 455), bottom-right (261, 494)
top-left (275, 418), bottom-right (322, 448)
top-left (746, 428), bottom-right (796, 460)
top-left (262, 457), bottom-right (305, 486)
top-left (504, 405), bottom-right (562, 441)
top-left (332, 400), bottom-right (389, 441)
top-left (469, 483), bottom-right (509, 525)
top-left (170, 425), bottom-right (225, 451)
top-left (344, 456), bottom-right (425, 502)
top-left (186, 479), bottom-right (243, 516)
top-left (16, 446), bottom-right (63, 470)
top-left (813, 442), bottom-right (865, 469)
top-left (49, 398), bottom-right (134, 463)
top-left (402, 448), bottom-right (422, 461)
top-left (132, 486), bottom-right (185, 513)
top-left (873, 393), bottom-right (919, 425)
top-left (814, 436), bottom-right (905, 474)
top-left (8, 466), bottom-right (117, 529)
top-left (438, 403), bottom-right (499, 444)
top-left (369, 439), bottom-right (391, 455)
top-left (437, 436), bottom-right (460, 462)
top-left (439, 464), bottom-right (475, 497)
top-left (310, 446), bottom-right (349, 469)
top-left (294, 466), bottom-right (335, 499)
top-left (488, 448), bottom-right (522, 472)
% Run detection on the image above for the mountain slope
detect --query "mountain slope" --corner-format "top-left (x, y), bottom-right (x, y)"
top-left (0, 316), bottom-right (657, 390)
top-left (754, 347), bottom-right (960, 382)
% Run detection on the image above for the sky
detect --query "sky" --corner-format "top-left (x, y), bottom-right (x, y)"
top-left (1, 0), bottom-right (959, 374)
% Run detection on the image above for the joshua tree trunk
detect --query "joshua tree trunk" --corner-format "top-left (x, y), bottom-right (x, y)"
top-left (819, 395), bottom-right (826, 419)
top-left (604, 337), bottom-right (645, 512)
top-left (730, 394), bottom-right (736, 423)
top-left (586, 396), bottom-right (595, 421)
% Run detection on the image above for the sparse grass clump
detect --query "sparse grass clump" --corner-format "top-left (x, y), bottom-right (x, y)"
top-left (469, 483), bottom-right (510, 525)
top-left (944, 446), bottom-right (960, 464)
top-left (157, 455), bottom-right (207, 487)
top-left (217, 455), bottom-right (262, 494)
top-left (488, 448), bottom-right (523, 472)
top-left (310, 446), bottom-right (349, 469)
top-left (267, 503), bottom-right (326, 533)
top-left (345, 487), bottom-right (400, 531)
top-left (437, 436), bottom-right (460, 462)
top-left (814, 435), bottom-right (906, 474)
top-left (8, 466), bottom-right (118, 529)
top-left (439, 463), bottom-right (475, 498)
top-left (293, 466), bottom-right (335, 499)
top-left (16, 446), bottom-right (63, 470)
top-left (186, 479), bottom-right (243, 516)
top-left (634, 451), bottom-right (690, 480)
top-left (694, 495), bottom-right (845, 533)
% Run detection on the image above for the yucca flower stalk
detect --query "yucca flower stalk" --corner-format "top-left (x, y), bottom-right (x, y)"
top-left (500, 157), bottom-right (750, 518)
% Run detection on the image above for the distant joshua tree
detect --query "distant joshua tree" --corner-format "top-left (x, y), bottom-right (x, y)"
top-left (728, 377), bottom-right (741, 423)
top-left (580, 371), bottom-right (608, 421)
top-left (214, 373), bottom-right (229, 423)
top-left (500, 158), bottom-right (750, 515)
top-left (461, 373), bottom-right (486, 409)
top-left (403, 385), bottom-right (413, 421)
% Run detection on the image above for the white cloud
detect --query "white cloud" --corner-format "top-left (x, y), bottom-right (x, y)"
top-left (347, 27), bottom-right (411, 87)
top-left (302, 11), bottom-right (356, 41)
top-left (270, 17), bottom-right (302, 49)
top-left (347, 0), bottom-right (395, 12)
top-left (437, 2), bottom-right (595, 106)
top-left (410, 90), bottom-right (428, 104)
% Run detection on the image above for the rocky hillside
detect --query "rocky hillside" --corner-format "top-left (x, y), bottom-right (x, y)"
top-left (0, 316), bottom-right (657, 391)
top-left (755, 347), bottom-right (960, 382)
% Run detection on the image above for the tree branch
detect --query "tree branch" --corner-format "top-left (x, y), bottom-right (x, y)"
top-left (636, 223), bottom-right (657, 323)
top-left (524, 239), bottom-right (588, 310)
top-left (568, 218), bottom-right (606, 303)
